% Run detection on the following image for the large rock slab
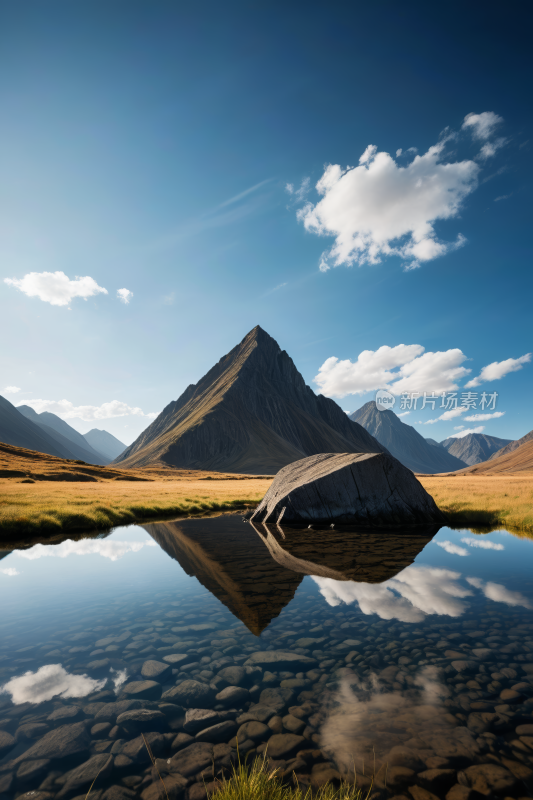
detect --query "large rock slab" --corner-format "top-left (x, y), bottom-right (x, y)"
top-left (250, 452), bottom-right (446, 526)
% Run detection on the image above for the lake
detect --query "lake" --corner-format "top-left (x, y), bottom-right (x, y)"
top-left (0, 515), bottom-right (532, 799)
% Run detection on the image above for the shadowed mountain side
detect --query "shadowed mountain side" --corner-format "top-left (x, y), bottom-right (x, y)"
top-left (350, 401), bottom-right (466, 473)
top-left (441, 432), bottom-right (512, 466)
top-left (0, 395), bottom-right (69, 459)
top-left (250, 522), bottom-right (438, 582)
top-left (142, 515), bottom-right (303, 635)
top-left (17, 405), bottom-right (108, 464)
top-left (115, 326), bottom-right (387, 474)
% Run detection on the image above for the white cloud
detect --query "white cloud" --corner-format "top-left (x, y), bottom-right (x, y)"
top-left (466, 577), bottom-right (532, 609)
top-left (462, 111), bottom-right (503, 141)
top-left (464, 411), bottom-right (505, 421)
top-left (397, 411), bottom-right (410, 417)
top-left (448, 426), bottom-right (485, 438)
top-left (454, 425), bottom-right (465, 430)
top-left (117, 288), bottom-right (133, 304)
top-left (1, 664), bottom-right (106, 705)
top-left (2, 386), bottom-right (21, 395)
top-left (461, 537), bottom-right (504, 551)
top-left (297, 131), bottom-right (478, 271)
top-left (465, 353), bottom-right (531, 388)
top-left (0, 567), bottom-right (20, 576)
top-left (435, 540), bottom-right (469, 556)
top-left (15, 539), bottom-right (157, 562)
top-left (424, 407), bottom-right (467, 424)
top-left (18, 398), bottom-right (155, 422)
top-left (4, 271), bottom-right (108, 307)
top-left (478, 139), bottom-right (507, 160)
top-left (314, 344), bottom-right (470, 398)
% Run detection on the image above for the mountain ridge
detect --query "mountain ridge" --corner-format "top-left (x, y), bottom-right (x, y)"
top-left (17, 405), bottom-right (107, 464)
top-left (488, 429), bottom-right (532, 461)
top-left (83, 428), bottom-right (126, 461)
top-left (350, 401), bottom-right (467, 473)
top-left (114, 325), bottom-right (387, 474)
top-left (441, 432), bottom-right (513, 466)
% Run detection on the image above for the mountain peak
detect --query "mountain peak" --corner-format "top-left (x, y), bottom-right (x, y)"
top-left (114, 329), bottom-right (386, 473)
top-left (351, 400), bottom-right (467, 473)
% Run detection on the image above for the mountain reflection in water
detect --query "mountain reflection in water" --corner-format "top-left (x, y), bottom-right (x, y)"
top-left (143, 516), bottom-right (438, 634)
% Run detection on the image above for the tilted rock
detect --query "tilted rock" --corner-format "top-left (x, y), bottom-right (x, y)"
top-left (251, 452), bottom-right (446, 526)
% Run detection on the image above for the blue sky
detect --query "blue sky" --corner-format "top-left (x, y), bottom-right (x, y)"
top-left (1, 0), bottom-right (531, 445)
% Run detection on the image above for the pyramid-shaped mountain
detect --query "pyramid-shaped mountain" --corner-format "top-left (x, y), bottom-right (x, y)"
top-left (351, 400), bottom-right (467, 474)
top-left (114, 326), bottom-right (387, 474)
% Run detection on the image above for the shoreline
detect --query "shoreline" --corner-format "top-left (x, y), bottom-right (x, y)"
top-left (1, 472), bottom-right (532, 541)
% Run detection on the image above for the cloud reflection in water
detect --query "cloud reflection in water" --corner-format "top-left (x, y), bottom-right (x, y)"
top-left (313, 564), bottom-right (531, 621)
top-left (1, 664), bottom-right (107, 705)
top-left (14, 539), bottom-right (157, 562)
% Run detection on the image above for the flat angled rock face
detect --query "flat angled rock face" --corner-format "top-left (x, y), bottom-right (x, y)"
top-left (251, 452), bottom-right (445, 526)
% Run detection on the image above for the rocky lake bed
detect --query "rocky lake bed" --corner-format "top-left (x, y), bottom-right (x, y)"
top-left (0, 516), bottom-right (532, 800)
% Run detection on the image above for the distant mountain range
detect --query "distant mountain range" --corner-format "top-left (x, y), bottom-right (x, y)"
top-left (460, 429), bottom-right (533, 475)
top-left (350, 401), bottom-right (467, 473)
top-left (83, 428), bottom-right (126, 461)
top-left (0, 395), bottom-right (126, 465)
top-left (441, 433), bottom-right (512, 466)
top-left (114, 326), bottom-right (387, 474)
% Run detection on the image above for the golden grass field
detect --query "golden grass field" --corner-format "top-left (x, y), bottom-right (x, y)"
top-left (0, 475), bottom-right (273, 540)
top-left (1, 438), bottom-right (532, 540)
top-left (419, 473), bottom-right (533, 534)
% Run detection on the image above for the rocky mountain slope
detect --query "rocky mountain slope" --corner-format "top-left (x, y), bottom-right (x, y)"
top-left (350, 401), bottom-right (466, 473)
top-left (458, 438), bottom-right (533, 475)
top-left (114, 326), bottom-right (387, 474)
top-left (441, 433), bottom-right (512, 466)
top-left (488, 429), bottom-right (532, 461)
top-left (17, 405), bottom-right (107, 464)
top-left (83, 428), bottom-right (126, 461)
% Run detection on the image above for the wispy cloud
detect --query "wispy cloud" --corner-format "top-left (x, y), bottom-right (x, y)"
top-left (2, 386), bottom-right (21, 395)
top-left (0, 567), bottom-right (20, 576)
top-left (149, 178), bottom-right (274, 252)
top-left (262, 281), bottom-right (287, 297)
top-left (465, 353), bottom-right (531, 388)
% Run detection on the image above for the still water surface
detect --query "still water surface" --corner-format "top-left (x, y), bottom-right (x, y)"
top-left (0, 516), bottom-right (532, 799)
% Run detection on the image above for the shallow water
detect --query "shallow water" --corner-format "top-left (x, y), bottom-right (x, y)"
top-left (0, 516), bottom-right (532, 800)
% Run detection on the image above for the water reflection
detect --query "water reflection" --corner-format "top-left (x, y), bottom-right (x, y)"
top-left (1, 664), bottom-right (108, 704)
top-left (143, 517), bottom-right (438, 633)
top-left (13, 537), bottom-right (157, 561)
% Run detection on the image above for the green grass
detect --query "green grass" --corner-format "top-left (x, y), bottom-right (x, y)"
top-left (207, 756), bottom-right (367, 800)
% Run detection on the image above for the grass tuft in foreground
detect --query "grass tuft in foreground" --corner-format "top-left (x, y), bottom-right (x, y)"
top-left (208, 755), bottom-right (368, 800)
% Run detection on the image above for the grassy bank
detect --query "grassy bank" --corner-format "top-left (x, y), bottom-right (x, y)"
top-left (0, 476), bottom-right (272, 539)
top-left (419, 473), bottom-right (533, 534)
top-left (2, 470), bottom-right (532, 542)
